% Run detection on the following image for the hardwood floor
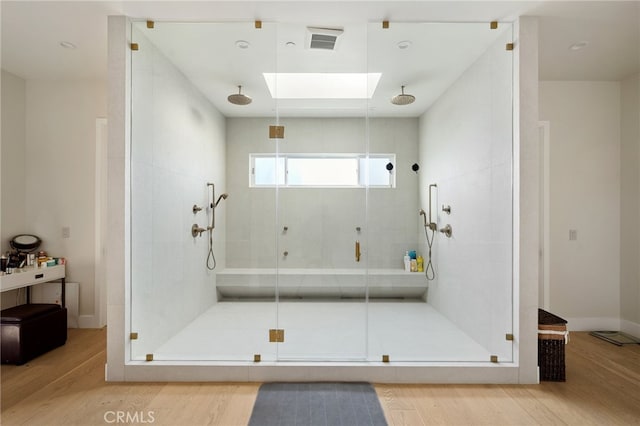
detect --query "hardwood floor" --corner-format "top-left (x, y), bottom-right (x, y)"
top-left (1, 328), bottom-right (639, 425)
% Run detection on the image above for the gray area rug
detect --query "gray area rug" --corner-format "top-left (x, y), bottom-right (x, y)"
top-left (589, 331), bottom-right (640, 346)
top-left (248, 382), bottom-right (388, 426)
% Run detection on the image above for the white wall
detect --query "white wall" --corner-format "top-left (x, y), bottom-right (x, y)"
top-left (418, 28), bottom-right (514, 361)
top-left (1, 70), bottom-right (27, 308)
top-left (1, 70), bottom-right (27, 253)
top-left (129, 25), bottom-right (226, 358)
top-left (539, 81), bottom-right (621, 330)
top-left (0, 70), bottom-right (107, 318)
top-left (225, 117), bottom-right (419, 271)
top-left (620, 73), bottom-right (640, 336)
top-left (23, 80), bottom-right (106, 324)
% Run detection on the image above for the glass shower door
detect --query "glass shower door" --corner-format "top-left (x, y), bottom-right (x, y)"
top-left (129, 21), bottom-right (281, 362)
top-left (365, 21), bottom-right (515, 363)
top-left (274, 22), bottom-right (370, 361)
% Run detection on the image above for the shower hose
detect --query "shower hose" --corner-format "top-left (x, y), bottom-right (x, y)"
top-left (424, 225), bottom-right (435, 280)
top-left (206, 229), bottom-right (216, 270)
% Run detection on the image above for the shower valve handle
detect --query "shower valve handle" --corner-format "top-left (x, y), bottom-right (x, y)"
top-left (191, 224), bottom-right (206, 238)
top-left (439, 224), bottom-right (452, 238)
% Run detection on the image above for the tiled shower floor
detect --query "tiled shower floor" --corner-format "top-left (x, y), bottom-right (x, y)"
top-left (153, 301), bottom-right (492, 362)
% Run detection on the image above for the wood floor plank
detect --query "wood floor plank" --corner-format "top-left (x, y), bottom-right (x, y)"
top-left (376, 385), bottom-right (427, 426)
top-left (1, 330), bottom-right (639, 425)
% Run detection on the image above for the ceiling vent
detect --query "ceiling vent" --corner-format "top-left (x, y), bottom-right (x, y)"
top-left (306, 27), bottom-right (344, 50)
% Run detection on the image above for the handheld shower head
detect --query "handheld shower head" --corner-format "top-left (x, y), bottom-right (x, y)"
top-left (419, 209), bottom-right (427, 227)
top-left (214, 193), bottom-right (229, 207)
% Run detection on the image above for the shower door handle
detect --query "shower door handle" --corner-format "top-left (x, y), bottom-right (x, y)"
top-left (355, 241), bottom-right (361, 262)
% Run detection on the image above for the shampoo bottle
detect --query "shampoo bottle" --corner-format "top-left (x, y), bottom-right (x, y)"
top-left (404, 251), bottom-right (411, 272)
top-left (417, 256), bottom-right (424, 272)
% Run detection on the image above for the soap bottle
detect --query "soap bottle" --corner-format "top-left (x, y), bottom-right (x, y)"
top-left (417, 256), bottom-right (424, 272)
top-left (403, 251), bottom-right (411, 272)
top-left (410, 259), bottom-right (417, 272)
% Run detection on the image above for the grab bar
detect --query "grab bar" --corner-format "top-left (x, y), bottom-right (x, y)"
top-left (355, 240), bottom-right (361, 262)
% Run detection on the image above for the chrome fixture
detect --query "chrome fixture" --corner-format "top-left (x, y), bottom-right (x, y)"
top-left (192, 204), bottom-right (203, 214)
top-left (227, 85), bottom-right (252, 105)
top-left (391, 85), bottom-right (415, 105)
top-left (440, 224), bottom-right (453, 238)
top-left (442, 205), bottom-right (451, 214)
top-left (191, 224), bottom-right (206, 238)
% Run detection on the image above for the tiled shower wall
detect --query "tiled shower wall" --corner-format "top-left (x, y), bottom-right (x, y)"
top-left (225, 117), bottom-right (421, 270)
top-left (129, 26), bottom-right (226, 357)
top-left (418, 28), bottom-right (514, 360)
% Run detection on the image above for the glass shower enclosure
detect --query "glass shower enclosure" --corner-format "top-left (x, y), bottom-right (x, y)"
top-left (129, 19), bottom-right (514, 365)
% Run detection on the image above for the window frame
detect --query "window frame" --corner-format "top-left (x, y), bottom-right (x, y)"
top-left (249, 153), bottom-right (396, 188)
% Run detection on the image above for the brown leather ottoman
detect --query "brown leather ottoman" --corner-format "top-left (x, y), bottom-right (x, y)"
top-left (1, 303), bottom-right (67, 365)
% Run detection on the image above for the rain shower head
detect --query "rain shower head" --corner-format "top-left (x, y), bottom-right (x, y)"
top-left (391, 85), bottom-right (415, 106)
top-left (227, 86), bottom-right (252, 105)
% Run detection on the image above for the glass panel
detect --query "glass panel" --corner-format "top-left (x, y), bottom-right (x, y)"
top-left (366, 22), bottom-right (514, 362)
top-left (129, 21), bottom-right (279, 362)
top-left (129, 18), bottom-right (513, 365)
top-left (275, 22), bottom-right (369, 361)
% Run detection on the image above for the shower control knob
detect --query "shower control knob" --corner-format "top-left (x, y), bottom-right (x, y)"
top-left (283, 251), bottom-right (289, 257)
top-left (439, 224), bottom-right (452, 238)
top-left (191, 224), bottom-right (206, 238)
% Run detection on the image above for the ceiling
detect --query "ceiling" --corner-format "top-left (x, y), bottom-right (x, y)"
top-left (134, 21), bottom-right (511, 117)
top-left (2, 1), bottom-right (639, 117)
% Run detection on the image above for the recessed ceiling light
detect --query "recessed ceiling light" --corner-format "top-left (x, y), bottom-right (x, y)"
top-left (569, 41), bottom-right (589, 51)
top-left (235, 40), bottom-right (250, 49)
top-left (59, 41), bottom-right (77, 49)
top-left (397, 40), bottom-right (412, 50)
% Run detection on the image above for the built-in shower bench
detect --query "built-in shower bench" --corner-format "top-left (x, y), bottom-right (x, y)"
top-left (215, 268), bottom-right (428, 299)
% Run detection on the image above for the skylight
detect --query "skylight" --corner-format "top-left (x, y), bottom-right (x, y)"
top-left (263, 73), bottom-right (382, 99)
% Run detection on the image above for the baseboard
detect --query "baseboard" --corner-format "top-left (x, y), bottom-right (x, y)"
top-left (564, 317), bottom-right (621, 331)
top-left (620, 319), bottom-right (640, 338)
top-left (79, 314), bottom-right (100, 329)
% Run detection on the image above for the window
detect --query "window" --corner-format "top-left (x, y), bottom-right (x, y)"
top-left (250, 154), bottom-right (396, 188)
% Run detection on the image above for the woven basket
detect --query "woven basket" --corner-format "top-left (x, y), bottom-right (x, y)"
top-left (538, 309), bottom-right (568, 382)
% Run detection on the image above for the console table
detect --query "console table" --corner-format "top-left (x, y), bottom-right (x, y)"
top-left (0, 264), bottom-right (66, 306)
